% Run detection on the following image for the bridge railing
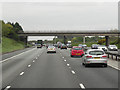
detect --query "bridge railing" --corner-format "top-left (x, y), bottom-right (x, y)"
top-left (19, 30), bottom-right (120, 34)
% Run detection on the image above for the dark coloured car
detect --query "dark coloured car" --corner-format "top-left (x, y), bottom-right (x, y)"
top-left (61, 44), bottom-right (67, 49)
top-left (58, 44), bottom-right (62, 48)
top-left (37, 44), bottom-right (42, 48)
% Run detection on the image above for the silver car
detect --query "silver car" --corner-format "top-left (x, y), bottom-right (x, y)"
top-left (108, 45), bottom-right (118, 51)
top-left (47, 46), bottom-right (56, 53)
top-left (82, 49), bottom-right (107, 67)
top-left (98, 45), bottom-right (108, 52)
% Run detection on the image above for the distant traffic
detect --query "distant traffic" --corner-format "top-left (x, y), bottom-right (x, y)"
top-left (35, 40), bottom-right (119, 68)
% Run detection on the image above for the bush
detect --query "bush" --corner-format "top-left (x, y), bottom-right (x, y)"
top-left (98, 39), bottom-right (106, 45)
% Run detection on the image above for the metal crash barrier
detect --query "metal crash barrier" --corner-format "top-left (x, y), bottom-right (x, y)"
top-left (106, 52), bottom-right (120, 61)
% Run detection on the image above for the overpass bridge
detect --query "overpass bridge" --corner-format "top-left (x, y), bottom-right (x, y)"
top-left (18, 31), bottom-right (119, 36)
top-left (18, 31), bottom-right (120, 46)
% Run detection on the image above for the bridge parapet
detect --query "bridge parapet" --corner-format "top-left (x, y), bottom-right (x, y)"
top-left (18, 31), bottom-right (120, 36)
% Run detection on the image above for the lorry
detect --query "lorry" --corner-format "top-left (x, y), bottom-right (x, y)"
top-left (67, 41), bottom-right (71, 44)
top-left (37, 40), bottom-right (43, 48)
top-left (67, 41), bottom-right (72, 48)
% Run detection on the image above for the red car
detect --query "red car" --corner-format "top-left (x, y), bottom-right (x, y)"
top-left (70, 46), bottom-right (84, 57)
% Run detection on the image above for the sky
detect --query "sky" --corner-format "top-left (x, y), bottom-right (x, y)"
top-left (0, 0), bottom-right (119, 41)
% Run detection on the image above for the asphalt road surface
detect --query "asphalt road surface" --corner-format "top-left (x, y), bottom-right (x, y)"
top-left (2, 47), bottom-right (119, 89)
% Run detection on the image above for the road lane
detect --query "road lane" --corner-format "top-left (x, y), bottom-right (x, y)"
top-left (2, 47), bottom-right (119, 89)
top-left (2, 47), bottom-right (44, 88)
top-left (59, 49), bottom-right (118, 88)
top-left (3, 48), bottom-right (80, 88)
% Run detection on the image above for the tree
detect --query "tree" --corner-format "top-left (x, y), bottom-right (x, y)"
top-left (2, 21), bottom-right (24, 41)
top-left (12, 22), bottom-right (24, 33)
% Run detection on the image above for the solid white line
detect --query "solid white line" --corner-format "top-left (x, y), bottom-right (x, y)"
top-left (28, 65), bottom-right (31, 67)
top-left (64, 60), bottom-right (66, 62)
top-left (108, 64), bottom-right (120, 70)
top-left (71, 70), bottom-right (75, 74)
top-left (5, 86), bottom-right (11, 89)
top-left (1, 48), bottom-right (35, 63)
top-left (79, 83), bottom-right (85, 89)
top-left (67, 64), bottom-right (70, 66)
top-left (20, 72), bottom-right (24, 76)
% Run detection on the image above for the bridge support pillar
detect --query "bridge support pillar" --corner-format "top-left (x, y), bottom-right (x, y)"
top-left (24, 36), bottom-right (28, 47)
top-left (64, 36), bottom-right (67, 45)
top-left (83, 36), bottom-right (85, 44)
top-left (55, 36), bottom-right (57, 44)
top-left (105, 36), bottom-right (109, 47)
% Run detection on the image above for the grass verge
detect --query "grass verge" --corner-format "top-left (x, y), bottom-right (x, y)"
top-left (2, 37), bottom-right (25, 53)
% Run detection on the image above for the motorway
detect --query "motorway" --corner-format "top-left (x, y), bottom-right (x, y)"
top-left (1, 47), bottom-right (119, 89)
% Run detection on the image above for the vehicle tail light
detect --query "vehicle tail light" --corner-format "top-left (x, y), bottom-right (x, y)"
top-left (102, 56), bottom-right (107, 58)
top-left (86, 56), bottom-right (92, 58)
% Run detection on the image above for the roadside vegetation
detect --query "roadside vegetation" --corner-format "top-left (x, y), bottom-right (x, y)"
top-left (2, 37), bottom-right (25, 53)
top-left (55, 32), bottom-right (120, 49)
top-left (1, 20), bottom-right (26, 53)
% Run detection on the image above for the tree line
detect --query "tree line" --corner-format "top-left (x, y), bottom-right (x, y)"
top-left (1, 20), bottom-right (25, 42)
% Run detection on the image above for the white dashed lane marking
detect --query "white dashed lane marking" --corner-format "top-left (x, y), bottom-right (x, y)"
top-left (28, 64), bottom-right (31, 67)
top-left (64, 60), bottom-right (66, 62)
top-left (5, 86), bottom-right (11, 90)
top-left (33, 60), bottom-right (35, 62)
top-left (79, 83), bottom-right (85, 89)
top-left (67, 64), bottom-right (70, 66)
top-left (71, 70), bottom-right (75, 74)
top-left (20, 72), bottom-right (24, 76)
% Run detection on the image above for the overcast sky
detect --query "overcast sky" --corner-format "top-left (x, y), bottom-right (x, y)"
top-left (0, 0), bottom-right (119, 41)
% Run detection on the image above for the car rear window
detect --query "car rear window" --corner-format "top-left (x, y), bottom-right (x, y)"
top-left (110, 45), bottom-right (116, 47)
top-left (48, 46), bottom-right (54, 48)
top-left (73, 48), bottom-right (82, 50)
top-left (89, 51), bottom-right (104, 55)
top-left (62, 45), bottom-right (66, 46)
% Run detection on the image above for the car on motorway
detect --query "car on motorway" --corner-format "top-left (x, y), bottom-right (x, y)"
top-left (91, 44), bottom-right (99, 49)
top-left (108, 45), bottom-right (118, 51)
top-left (78, 44), bottom-right (83, 47)
top-left (47, 46), bottom-right (56, 53)
top-left (82, 44), bottom-right (87, 48)
top-left (70, 46), bottom-right (84, 57)
top-left (58, 44), bottom-right (62, 48)
top-left (54, 44), bottom-right (58, 47)
top-left (98, 45), bottom-right (108, 52)
top-left (82, 49), bottom-right (107, 67)
top-left (82, 44), bottom-right (87, 50)
top-left (67, 44), bottom-right (72, 48)
top-left (37, 44), bottom-right (42, 48)
top-left (61, 44), bottom-right (67, 49)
